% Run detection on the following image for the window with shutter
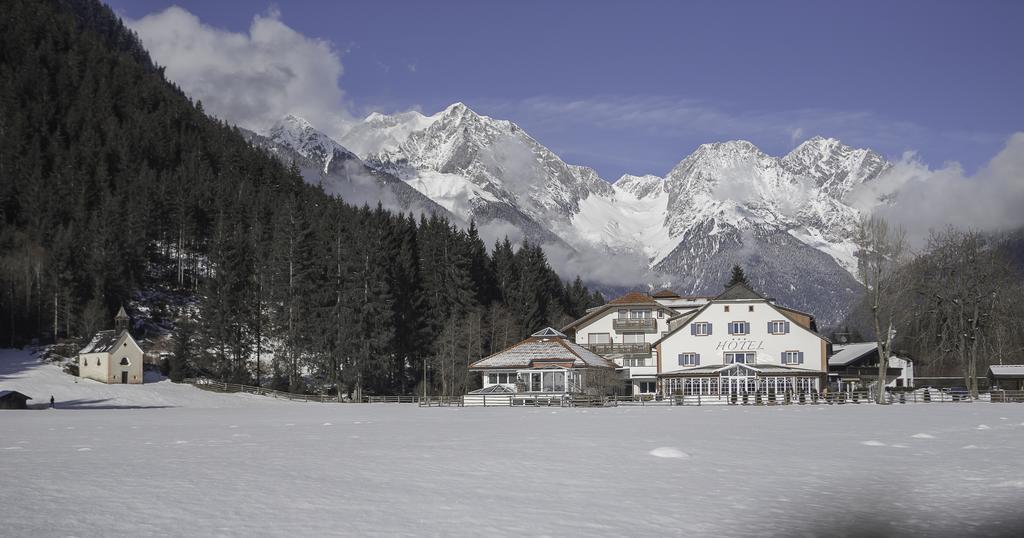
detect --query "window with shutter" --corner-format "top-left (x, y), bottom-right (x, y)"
top-left (728, 321), bottom-right (749, 335)
top-left (782, 351), bottom-right (801, 365)
top-left (678, 353), bottom-right (700, 366)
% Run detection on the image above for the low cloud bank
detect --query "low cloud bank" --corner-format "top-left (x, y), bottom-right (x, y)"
top-left (850, 132), bottom-right (1024, 245)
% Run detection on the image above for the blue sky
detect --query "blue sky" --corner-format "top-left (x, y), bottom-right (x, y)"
top-left (109, 0), bottom-right (1023, 180)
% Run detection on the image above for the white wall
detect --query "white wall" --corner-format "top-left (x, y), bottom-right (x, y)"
top-left (78, 333), bottom-right (144, 384)
top-left (659, 300), bottom-right (827, 374)
top-left (571, 307), bottom-right (673, 348)
top-left (78, 352), bottom-right (109, 383)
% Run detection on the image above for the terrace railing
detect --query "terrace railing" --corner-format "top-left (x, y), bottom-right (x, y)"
top-left (612, 318), bottom-right (657, 332)
top-left (584, 342), bottom-right (651, 355)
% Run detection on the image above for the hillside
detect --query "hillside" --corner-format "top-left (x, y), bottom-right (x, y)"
top-left (0, 0), bottom-right (602, 397)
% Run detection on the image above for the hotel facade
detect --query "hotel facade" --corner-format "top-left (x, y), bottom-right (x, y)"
top-left (469, 283), bottom-right (913, 401)
top-left (562, 283), bottom-right (831, 400)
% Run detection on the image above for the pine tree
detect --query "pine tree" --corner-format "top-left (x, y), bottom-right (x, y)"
top-left (725, 265), bottom-right (749, 288)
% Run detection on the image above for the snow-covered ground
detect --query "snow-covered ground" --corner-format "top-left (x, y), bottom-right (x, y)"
top-left (3, 349), bottom-right (1024, 537)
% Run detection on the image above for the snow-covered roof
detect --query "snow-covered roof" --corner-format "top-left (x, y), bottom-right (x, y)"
top-left (828, 342), bottom-right (880, 367)
top-left (470, 328), bottom-right (617, 370)
top-left (79, 330), bottom-right (125, 354)
top-left (468, 385), bottom-right (515, 394)
top-left (0, 390), bottom-right (31, 400)
top-left (988, 365), bottom-right (1024, 377)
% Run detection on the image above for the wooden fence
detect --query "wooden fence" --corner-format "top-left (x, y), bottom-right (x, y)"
top-left (185, 379), bottom-right (1024, 407)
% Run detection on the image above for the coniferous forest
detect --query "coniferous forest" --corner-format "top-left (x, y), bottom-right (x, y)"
top-left (0, 0), bottom-right (604, 397)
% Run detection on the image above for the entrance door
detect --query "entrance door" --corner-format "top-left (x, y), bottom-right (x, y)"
top-left (121, 371), bottom-right (128, 384)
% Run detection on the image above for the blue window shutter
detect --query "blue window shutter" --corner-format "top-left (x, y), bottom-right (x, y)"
top-left (798, 351), bottom-right (804, 364)
top-left (690, 324), bottom-right (696, 336)
top-left (785, 321), bottom-right (791, 334)
top-left (768, 321), bottom-right (773, 333)
top-left (780, 351), bottom-right (786, 363)
top-left (708, 323), bottom-right (712, 336)
top-left (695, 353), bottom-right (700, 366)
top-left (678, 354), bottom-right (684, 366)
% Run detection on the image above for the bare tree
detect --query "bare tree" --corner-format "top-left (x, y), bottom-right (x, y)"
top-left (853, 215), bottom-right (907, 403)
top-left (912, 229), bottom-right (1012, 398)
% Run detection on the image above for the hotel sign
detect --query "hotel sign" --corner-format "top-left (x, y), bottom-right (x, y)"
top-left (715, 340), bottom-right (765, 351)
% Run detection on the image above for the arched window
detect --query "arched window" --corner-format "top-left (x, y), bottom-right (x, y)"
top-left (83, 358), bottom-right (88, 366)
top-left (120, 358), bottom-right (129, 366)
top-left (97, 358), bottom-right (101, 366)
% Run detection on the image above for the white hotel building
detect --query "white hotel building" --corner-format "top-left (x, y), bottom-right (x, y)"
top-left (563, 283), bottom-right (831, 399)
top-left (561, 289), bottom-right (711, 396)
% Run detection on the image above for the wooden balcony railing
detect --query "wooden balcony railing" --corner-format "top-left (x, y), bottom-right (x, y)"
top-left (584, 342), bottom-right (652, 355)
top-left (612, 318), bottom-right (657, 331)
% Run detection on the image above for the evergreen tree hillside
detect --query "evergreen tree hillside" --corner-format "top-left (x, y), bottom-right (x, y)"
top-left (0, 0), bottom-right (604, 396)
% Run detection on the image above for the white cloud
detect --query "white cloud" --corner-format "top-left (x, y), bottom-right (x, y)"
top-left (541, 243), bottom-right (662, 288)
top-left (850, 132), bottom-right (1024, 246)
top-left (129, 7), bottom-right (352, 138)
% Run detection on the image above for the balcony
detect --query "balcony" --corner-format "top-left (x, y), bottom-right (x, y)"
top-left (584, 343), bottom-right (652, 355)
top-left (612, 318), bottom-right (657, 332)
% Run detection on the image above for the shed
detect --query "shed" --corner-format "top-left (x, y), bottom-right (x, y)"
top-left (0, 390), bottom-right (32, 410)
top-left (988, 365), bottom-right (1024, 390)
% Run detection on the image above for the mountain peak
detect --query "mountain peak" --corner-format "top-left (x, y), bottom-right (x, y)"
top-left (443, 101), bottom-right (472, 115)
top-left (276, 114), bottom-right (314, 130)
top-left (267, 115), bottom-right (353, 174)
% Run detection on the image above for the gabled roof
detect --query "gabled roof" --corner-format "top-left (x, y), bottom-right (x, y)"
top-left (115, 306), bottom-right (129, 320)
top-left (470, 328), bottom-right (617, 370)
top-left (989, 365), bottom-right (1024, 378)
top-left (79, 330), bottom-right (125, 354)
top-left (828, 342), bottom-right (880, 367)
top-left (0, 390), bottom-right (32, 400)
top-left (652, 289), bottom-right (681, 299)
top-left (716, 282), bottom-right (767, 301)
top-left (652, 284), bottom-right (827, 347)
top-left (607, 291), bottom-right (659, 306)
top-left (562, 292), bottom-right (675, 331)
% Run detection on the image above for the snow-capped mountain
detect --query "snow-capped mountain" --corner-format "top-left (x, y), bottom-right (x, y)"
top-left (272, 104), bottom-right (892, 324)
top-left (244, 123), bottom-right (453, 222)
top-left (268, 115), bottom-right (357, 175)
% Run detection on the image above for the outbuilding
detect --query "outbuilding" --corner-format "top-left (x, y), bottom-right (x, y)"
top-left (988, 365), bottom-right (1024, 391)
top-left (828, 342), bottom-right (914, 391)
top-left (0, 390), bottom-right (32, 409)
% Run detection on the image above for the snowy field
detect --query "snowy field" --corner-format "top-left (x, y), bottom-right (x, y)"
top-left (3, 350), bottom-right (1024, 537)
